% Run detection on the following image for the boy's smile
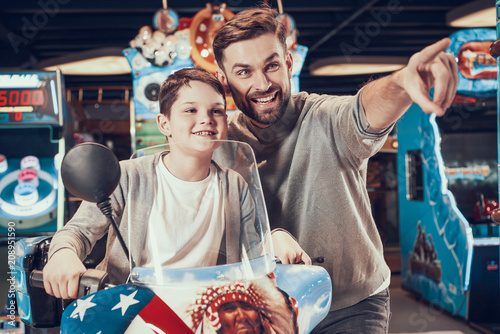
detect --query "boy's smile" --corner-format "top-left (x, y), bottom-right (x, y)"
top-left (193, 130), bottom-right (217, 136)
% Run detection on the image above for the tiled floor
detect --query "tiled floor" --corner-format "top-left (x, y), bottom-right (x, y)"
top-left (388, 274), bottom-right (489, 334)
top-left (385, 247), bottom-right (499, 334)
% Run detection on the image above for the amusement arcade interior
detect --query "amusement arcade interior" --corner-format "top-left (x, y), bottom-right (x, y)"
top-left (0, 0), bottom-right (499, 333)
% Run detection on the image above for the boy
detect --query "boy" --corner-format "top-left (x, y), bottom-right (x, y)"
top-left (43, 68), bottom-right (257, 299)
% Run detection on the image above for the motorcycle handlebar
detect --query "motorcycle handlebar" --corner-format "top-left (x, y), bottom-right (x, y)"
top-left (29, 270), bottom-right (44, 289)
top-left (29, 269), bottom-right (110, 299)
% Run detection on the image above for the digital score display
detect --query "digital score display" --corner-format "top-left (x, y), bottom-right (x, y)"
top-left (0, 71), bottom-right (63, 125)
top-left (0, 89), bottom-right (46, 113)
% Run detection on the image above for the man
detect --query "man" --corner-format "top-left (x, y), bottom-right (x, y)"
top-left (212, 5), bottom-right (457, 333)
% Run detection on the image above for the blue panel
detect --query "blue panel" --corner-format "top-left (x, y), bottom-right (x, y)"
top-left (397, 103), bottom-right (473, 319)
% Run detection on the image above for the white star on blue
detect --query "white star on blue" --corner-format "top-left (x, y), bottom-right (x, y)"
top-left (112, 290), bottom-right (140, 316)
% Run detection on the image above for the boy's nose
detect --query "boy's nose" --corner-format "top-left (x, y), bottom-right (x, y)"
top-left (198, 111), bottom-right (214, 124)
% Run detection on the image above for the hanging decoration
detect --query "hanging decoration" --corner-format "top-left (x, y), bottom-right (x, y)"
top-left (276, 0), bottom-right (298, 50)
top-left (153, 0), bottom-right (179, 34)
top-left (272, 0), bottom-right (308, 100)
top-left (189, 3), bottom-right (235, 74)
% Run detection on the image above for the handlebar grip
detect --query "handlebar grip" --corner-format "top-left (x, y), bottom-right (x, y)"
top-left (29, 270), bottom-right (45, 289)
top-left (28, 269), bottom-right (110, 299)
top-left (78, 269), bottom-right (110, 297)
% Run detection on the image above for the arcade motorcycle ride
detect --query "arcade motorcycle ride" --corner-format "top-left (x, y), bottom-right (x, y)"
top-left (14, 140), bottom-right (332, 334)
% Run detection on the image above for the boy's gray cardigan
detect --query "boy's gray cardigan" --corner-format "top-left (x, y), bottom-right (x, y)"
top-left (49, 153), bottom-right (255, 284)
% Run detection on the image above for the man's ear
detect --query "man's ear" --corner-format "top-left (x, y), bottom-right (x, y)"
top-left (286, 51), bottom-right (294, 80)
top-left (216, 68), bottom-right (232, 94)
top-left (157, 113), bottom-right (171, 137)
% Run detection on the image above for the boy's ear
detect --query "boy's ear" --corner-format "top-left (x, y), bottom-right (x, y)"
top-left (157, 113), bottom-right (172, 137)
top-left (216, 68), bottom-right (232, 94)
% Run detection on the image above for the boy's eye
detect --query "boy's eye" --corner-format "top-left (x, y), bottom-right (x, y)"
top-left (185, 108), bottom-right (196, 113)
top-left (212, 109), bottom-right (225, 115)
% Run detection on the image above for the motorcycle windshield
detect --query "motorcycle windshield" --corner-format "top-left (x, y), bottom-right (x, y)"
top-left (127, 140), bottom-right (275, 286)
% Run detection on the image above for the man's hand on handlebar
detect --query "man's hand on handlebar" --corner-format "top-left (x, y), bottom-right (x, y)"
top-left (271, 230), bottom-right (312, 265)
top-left (43, 249), bottom-right (87, 299)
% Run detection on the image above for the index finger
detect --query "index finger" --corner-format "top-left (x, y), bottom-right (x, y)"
top-left (417, 38), bottom-right (452, 63)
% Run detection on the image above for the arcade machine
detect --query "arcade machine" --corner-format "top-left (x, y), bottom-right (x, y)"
top-left (0, 70), bottom-right (68, 331)
top-left (123, 1), bottom-right (308, 152)
top-left (397, 28), bottom-right (500, 333)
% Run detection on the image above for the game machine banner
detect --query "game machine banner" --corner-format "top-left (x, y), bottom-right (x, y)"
top-left (123, 1), bottom-right (308, 152)
top-left (397, 28), bottom-right (500, 331)
top-left (0, 70), bottom-right (67, 236)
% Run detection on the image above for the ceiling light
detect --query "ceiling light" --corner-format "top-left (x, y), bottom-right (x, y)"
top-left (446, 0), bottom-right (495, 27)
top-left (310, 56), bottom-right (408, 76)
top-left (40, 47), bottom-right (131, 75)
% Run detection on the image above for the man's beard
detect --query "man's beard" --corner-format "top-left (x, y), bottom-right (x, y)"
top-left (228, 83), bottom-right (290, 126)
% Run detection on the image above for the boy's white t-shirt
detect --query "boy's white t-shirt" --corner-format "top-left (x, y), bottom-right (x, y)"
top-left (141, 159), bottom-right (225, 269)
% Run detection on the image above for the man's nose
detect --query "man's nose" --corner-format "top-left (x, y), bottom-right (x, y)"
top-left (253, 71), bottom-right (272, 91)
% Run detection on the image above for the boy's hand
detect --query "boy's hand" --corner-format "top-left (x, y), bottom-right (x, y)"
top-left (272, 230), bottom-right (312, 265)
top-left (43, 249), bottom-right (86, 299)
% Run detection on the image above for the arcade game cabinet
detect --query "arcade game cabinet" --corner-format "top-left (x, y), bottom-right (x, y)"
top-left (0, 70), bottom-right (68, 330)
top-left (123, 2), bottom-right (307, 152)
top-left (397, 28), bottom-right (500, 333)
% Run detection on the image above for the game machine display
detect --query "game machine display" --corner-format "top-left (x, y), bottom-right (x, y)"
top-left (397, 28), bottom-right (500, 332)
top-left (123, 1), bottom-right (308, 152)
top-left (0, 70), bottom-right (68, 331)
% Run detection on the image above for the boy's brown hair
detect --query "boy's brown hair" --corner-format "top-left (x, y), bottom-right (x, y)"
top-left (159, 67), bottom-right (226, 117)
top-left (213, 5), bottom-right (287, 71)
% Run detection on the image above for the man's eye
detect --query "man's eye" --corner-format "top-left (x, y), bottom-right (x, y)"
top-left (185, 109), bottom-right (196, 113)
top-left (267, 63), bottom-right (279, 71)
top-left (237, 70), bottom-right (249, 76)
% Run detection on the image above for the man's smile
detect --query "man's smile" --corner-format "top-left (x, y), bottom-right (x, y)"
top-left (250, 91), bottom-right (278, 105)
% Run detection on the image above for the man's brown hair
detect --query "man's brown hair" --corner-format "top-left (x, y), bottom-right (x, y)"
top-left (159, 67), bottom-right (226, 117)
top-left (213, 5), bottom-right (287, 71)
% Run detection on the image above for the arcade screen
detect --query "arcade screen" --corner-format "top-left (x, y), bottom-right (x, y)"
top-left (0, 71), bottom-right (62, 126)
top-left (436, 97), bottom-right (498, 223)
